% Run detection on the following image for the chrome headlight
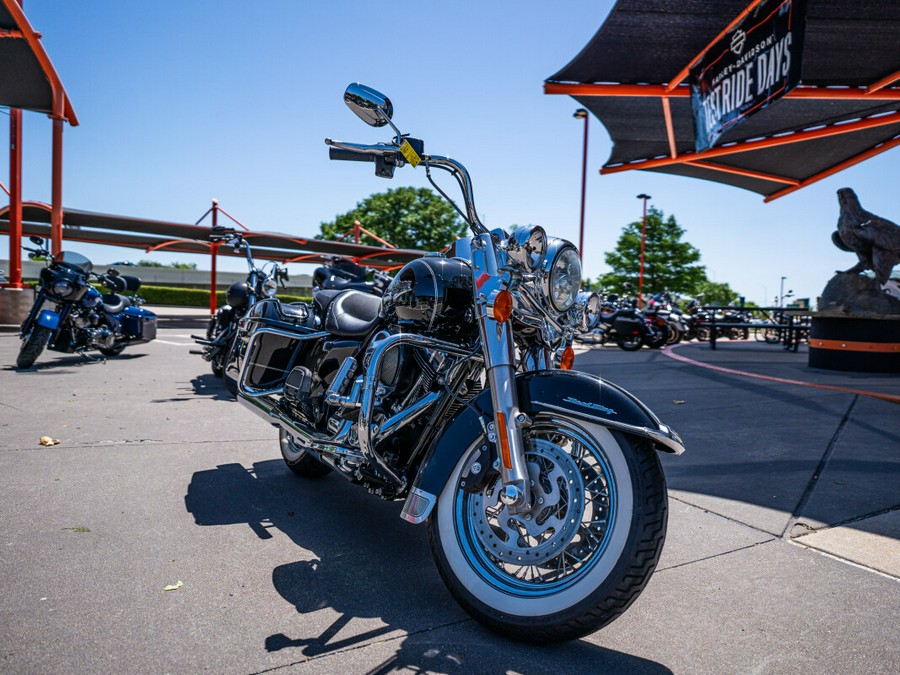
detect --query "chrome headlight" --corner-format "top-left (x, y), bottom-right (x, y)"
top-left (264, 279), bottom-right (278, 297)
top-left (52, 281), bottom-right (74, 298)
top-left (542, 239), bottom-right (582, 313)
top-left (506, 225), bottom-right (547, 272)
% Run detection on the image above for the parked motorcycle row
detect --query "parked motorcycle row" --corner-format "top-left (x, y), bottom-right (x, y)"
top-left (13, 84), bottom-right (688, 644)
top-left (191, 230), bottom-right (290, 395)
top-left (574, 290), bottom-right (761, 350)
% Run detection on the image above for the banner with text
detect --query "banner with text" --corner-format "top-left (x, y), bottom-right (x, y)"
top-left (690, 0), bottom-right (807, 152)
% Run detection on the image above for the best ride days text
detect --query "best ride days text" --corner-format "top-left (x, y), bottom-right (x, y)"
top-left (698, 31), bottom-right (795, 136)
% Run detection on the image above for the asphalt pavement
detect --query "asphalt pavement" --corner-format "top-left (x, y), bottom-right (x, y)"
top-left (0, 307), bottom-right (897, 674)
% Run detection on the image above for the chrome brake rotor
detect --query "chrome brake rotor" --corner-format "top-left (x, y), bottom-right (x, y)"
top-left (468, 439), bottom-right (584, 565)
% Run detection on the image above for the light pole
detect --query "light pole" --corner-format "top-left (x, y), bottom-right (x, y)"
top-left (637, 194), bottom-right (651, 309)
top-left (574, 108), bottom-right (589, 261)
top-left (779, 276), bottom-right (786, 307)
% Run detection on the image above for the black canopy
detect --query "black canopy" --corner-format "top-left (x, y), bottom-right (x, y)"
top-left (0, 0), bottom-right (77, 123)
top-left (545, 0), bottom-right (900, 200)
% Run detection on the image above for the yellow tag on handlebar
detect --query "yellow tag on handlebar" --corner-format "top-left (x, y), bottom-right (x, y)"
top-left (399, 140), bottom-right (422, 168)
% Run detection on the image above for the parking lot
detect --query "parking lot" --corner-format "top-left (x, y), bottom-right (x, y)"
top-left (1, 308), bottom-right (898, 674)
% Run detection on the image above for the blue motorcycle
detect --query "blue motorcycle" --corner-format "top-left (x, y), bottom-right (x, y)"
top-left (16, 236), bottom-right (157, 369)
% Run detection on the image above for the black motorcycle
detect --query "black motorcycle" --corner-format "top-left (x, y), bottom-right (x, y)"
top-left (684, 298), bottom-right (749, 342)
top-left (648, 291), bottom-right (688, 345)
top-left (16, 236), bottom-right (157, 369)
top-left (588, 293), bottom-right (668, 351)
top-left (232, 84), bottom-right (684, 642)
top-left (192, 227), bottom-right (288, 395)
top-left (312, 256), bottom-right (392, 296)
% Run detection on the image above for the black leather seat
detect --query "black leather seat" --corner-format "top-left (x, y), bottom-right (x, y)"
top-left (314, 289), bottom-right (341, 316)
top-left (322, 290), bottom-right (382, 337)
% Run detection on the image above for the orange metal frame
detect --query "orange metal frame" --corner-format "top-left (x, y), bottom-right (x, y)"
top-left (544, 0), bottom-right (900, 201)
top-left (335, 219), bottom-right (396, 248)
top-left (544, 80), bottom-right (900, 200)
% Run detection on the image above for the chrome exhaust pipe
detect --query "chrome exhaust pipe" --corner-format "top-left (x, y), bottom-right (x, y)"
top-left (237, 389), bottom-right (364, 463)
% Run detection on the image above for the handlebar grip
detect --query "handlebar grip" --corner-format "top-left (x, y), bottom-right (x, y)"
top-left (329, 147), bottom-right (376, 163)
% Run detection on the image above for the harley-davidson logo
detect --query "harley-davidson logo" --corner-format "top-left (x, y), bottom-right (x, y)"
top-left (730, 29), bottom-right (747, 55)
top-left (564, 397), bottom-right (616, 416)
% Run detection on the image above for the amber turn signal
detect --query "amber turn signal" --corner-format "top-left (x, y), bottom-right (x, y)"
top-left (560, 345), bottom-right (575, 370)
top-left (492, 289), bottom-right (513, 323)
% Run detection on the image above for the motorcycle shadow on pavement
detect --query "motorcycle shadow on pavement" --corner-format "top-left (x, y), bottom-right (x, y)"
top-left (188, 373), bottom-right (236, 402)
top-left (7, 352), bottom-right (148, 372)
top-left (185, 460), bottom-right (672, 674)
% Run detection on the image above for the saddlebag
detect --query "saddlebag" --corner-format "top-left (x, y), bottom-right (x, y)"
top-left (613, 316), bottom-right (643, 337)
top-left (242, 299), bottom-right (319, 390)
top-left (122, 306), bottom-right (158, 342)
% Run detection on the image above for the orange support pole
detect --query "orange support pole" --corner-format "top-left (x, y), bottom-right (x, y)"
top-left (5, 107), bottom-right (24, 288)
top-left (50, 115), bottom-right (64, 256)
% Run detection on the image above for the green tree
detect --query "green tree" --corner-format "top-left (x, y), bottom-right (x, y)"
top-left (599, 207), bottom-right (706, 296)
top-left (691, 279), bottom-right (741, 307)
top-left (318, 186), bottom-right (466, 252)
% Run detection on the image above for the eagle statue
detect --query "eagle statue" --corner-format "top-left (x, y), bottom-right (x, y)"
top-left (832, 188), bottom-right (900, 286)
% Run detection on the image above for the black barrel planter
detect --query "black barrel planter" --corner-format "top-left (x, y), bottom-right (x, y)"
top-left (809, 316), bottom-right (900, 373)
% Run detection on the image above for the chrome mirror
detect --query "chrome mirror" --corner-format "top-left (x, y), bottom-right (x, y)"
top-left (344, 83), bottom-right (393, 128)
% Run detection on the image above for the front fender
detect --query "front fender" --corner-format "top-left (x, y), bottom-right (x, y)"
top-left (400, 369), bottom-right (684, 524)
top-left (36, 309), bottom-right (61, 330)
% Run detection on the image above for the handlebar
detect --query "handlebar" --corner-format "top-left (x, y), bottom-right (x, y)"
top-left (325, 137), bottom-right (488, 236)
top-left (326, 139), bottom-right (398, 160)
top-left (328, 147), bottom-right (377, 163)
top-left (97, 273), bottom-right (126, 292)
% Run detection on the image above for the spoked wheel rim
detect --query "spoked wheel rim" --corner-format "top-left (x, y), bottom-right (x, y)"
top-left (454, 420), bottom-right (618, 596)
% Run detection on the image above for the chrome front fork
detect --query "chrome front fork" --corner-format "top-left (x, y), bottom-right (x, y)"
top-left (471, 235), bottom-right (532, 513)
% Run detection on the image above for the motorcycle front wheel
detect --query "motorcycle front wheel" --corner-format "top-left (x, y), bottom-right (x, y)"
top-left (429, 415), bottom-right (667, 643)
top-left (16, 326), bottom-right (51, 369)
top-left (222, 337), bottom-right (240, 396)
top-left (207, 318), bottom-right (225, 377)
top-left (665, 326), bottom-right (682, 345)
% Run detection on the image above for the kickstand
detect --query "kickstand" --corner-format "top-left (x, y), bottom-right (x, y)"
top-left (78, 350), bottom-right (107, 364)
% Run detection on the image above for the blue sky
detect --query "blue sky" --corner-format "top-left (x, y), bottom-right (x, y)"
top-left (3, 0), bottom-right (897, 306)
